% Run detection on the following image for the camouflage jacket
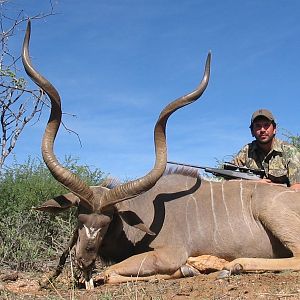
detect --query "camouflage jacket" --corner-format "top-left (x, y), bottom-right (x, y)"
top-left (232, 138), bottom-right (300, 186)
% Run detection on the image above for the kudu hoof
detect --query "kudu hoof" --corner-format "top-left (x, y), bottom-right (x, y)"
top-left (231, 263), bottom-right (243, 274)
top-left (222, 261), bottom-right (243, 277)
top-left (180, 264), bottom-right (201, 277)
top-left (216, 270), bottom-right (231, 279)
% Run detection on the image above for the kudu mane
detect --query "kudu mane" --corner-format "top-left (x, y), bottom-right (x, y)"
top-left (164, 166), bottom-right (200, 178)
top-left (102, 167), bottom-right (200, 190)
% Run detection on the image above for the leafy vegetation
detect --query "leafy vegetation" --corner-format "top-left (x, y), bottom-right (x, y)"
top-left (0, 157), bottom-right (105, 270)
top-left (283, 131), bottom-right (300, 150)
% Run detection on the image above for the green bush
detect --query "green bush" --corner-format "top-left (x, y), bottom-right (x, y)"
top-left (0, 156), bottom-right (105, 270)
top-left (283, 132), bottom-right (300, 150)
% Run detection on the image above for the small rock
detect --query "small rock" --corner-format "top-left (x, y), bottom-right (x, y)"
top-left (187, 255), bottom-right (229, 273)
top-left (0, 272), bottom-right (18, 282)
top-left (0, 282), bottom-right (6, 291)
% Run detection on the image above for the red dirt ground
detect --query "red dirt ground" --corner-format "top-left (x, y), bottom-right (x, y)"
top-left (1, 268), bottom-right (300, 299)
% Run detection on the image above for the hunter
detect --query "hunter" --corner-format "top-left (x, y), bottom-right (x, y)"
top-left (232, 109), bottom-right (300, 190)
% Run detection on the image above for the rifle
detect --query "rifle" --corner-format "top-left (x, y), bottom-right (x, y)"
top-left (167, 161), bottom-right (265, 181)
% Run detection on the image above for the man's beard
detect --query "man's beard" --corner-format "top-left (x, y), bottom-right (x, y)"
top-left (256, 134), bottom-right (275, 145)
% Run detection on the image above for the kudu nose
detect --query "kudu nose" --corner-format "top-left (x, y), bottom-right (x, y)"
top-left (77, 256), bottom-right (93, 269)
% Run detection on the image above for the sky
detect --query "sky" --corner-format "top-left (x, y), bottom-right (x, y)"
top-left (3, 0), bottom-right (300, 181)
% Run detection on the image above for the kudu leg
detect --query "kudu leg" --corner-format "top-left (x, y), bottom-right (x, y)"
top-left (224, 257), bottom-right (300, 274)
top-left (101, 248), bottom-right (188, 284)
top-left (100, 265), bottom-right (200, 284)
top-left (99, 270), bottom-right (183, 284)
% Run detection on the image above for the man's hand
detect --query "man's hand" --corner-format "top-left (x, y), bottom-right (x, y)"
top-left (291, 183), bottom-right (300, 191)
top-left (256, 180), bottom-right (300, 190)
top-left (259, 178), bottom-right (272, 184)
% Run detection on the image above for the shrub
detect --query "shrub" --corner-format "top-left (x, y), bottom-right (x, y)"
top-left (283, 132), bottom-right (300, 150)
top-left (0, 156), bottom-right (105, 270)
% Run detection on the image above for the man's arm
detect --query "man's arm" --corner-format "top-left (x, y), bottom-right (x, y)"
top-left (291, 183), bottom-right (300, 191)
top-left (231, 145), bottom-right (249, 167)
top-left (284, 144), bottom-right (300, 190)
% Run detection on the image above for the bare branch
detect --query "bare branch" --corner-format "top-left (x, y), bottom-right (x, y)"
top-left (61, 119), bottom-right (83, 148)
top-left (0, 0), bottom-right (56, 169)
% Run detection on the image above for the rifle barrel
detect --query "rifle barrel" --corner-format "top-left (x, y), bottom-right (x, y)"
top-left (167, 161), bottom-right (262, 180)
top-left (167, 161), bottom-right (205, 169)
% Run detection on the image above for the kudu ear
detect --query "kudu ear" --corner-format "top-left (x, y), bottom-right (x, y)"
top-left (118, 211), bottom-right (156, 236)
top-left (34, 186), bottom-right (108, 214)
top-left (33, 192), bottom-right (79, 214)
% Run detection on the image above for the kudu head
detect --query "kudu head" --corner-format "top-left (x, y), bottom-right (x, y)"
top-left (22, 20), bottom-right (211, 288)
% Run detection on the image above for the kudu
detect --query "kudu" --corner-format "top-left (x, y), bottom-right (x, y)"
top-left (23, 21), bottom-right (300, 289)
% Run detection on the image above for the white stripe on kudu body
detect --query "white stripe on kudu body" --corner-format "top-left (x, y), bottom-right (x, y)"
top-left (209, 181), bottom-right (222, 247)
top-left (221, 181), bottom-right (234, 235)
top-left (239, 181), bottom-right (254, 238)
